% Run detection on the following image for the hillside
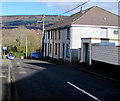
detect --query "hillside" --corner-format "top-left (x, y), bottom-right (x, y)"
top-left (1, 15), bottom-right (67, 29)
top-left (1, 15), bottom-right (67, 57)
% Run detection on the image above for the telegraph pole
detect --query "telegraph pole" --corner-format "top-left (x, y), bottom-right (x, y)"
top-left (37, 15), bottom-right (45, 59)
top-left (26, 37), bottom-right (28, 59)
top-left (42, 15), bottom-right (45, 35)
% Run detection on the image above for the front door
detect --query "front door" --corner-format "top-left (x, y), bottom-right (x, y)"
top-left (84, 43), bottom-right (90, 64)
top-left (62, 43), bottom-right (65, 60)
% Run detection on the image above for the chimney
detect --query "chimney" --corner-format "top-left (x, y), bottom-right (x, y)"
top-left (80, 7), bottom-right (82, 13)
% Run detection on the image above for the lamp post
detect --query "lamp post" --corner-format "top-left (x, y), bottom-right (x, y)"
top-left (37, 15), bottom-right (45, 57)
top-left (37, 15), bottom-right (45, 35)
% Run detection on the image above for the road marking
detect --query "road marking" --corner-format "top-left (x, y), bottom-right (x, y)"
top-left (0, 75), bottom-right (6, 78)
top-left (19, 72), bottom-right (27, 74)
top-left (67, 82), bottom-right (102, 101)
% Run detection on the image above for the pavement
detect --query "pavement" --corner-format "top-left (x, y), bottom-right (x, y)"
top-left (48, 59), bottom-right (120, 85)
top-left (77, 63), bottom-right (120, 85)
top-left (1, 59), bottom-right (11, 101)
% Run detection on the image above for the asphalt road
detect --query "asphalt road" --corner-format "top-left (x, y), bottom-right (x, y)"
top-left (10, 59), bottom-right (120, 101)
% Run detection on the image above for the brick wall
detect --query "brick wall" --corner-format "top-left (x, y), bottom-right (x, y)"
top-left (92, 46), bottom-right (119, 65)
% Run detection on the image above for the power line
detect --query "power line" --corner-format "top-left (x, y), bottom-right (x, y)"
top-left (61, 0), bottom-right (91, 15)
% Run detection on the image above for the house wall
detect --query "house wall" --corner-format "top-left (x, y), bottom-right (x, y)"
top-left (92, 46), bottom-right (119, 65)
top-left (43, 31), bottom-right (47, 57)
top-left (44, 25), bottom-right (119, 62)
top-left (61, 28), bottom-right (70, 61)
top-left (80, 38), bottom-right (101, 64)
top-left (71, 26), bottom-right (119, 49)
top-left (71, 25), bottom-right (119, 61)
top-left (117, 47), bottom-right (120, 65)
top-left (44, 28), bottom-right (70, 61)
top-left (108, 28), bottom-right (119, 46)
top-left (54, 30), bottom-right (61, 59)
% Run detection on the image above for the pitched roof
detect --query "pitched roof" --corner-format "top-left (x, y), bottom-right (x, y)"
top-left (46, 6), bottom-right (119, 30)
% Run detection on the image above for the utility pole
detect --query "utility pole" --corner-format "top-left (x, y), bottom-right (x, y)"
top-left (26, 37), bottom-right (27, 59)
top-left (42, 15), bottom-right (45, 59)
top-left (37, 15), bottom-right (45, 59)
top-left (42, 15), bottom-right (45, 35)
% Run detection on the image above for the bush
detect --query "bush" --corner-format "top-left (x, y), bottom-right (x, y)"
top-left (15, 52), bottom-right (24, 58)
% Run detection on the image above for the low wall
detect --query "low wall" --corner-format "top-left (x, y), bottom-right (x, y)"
top-left (92, 46), bottom-right (120, 66)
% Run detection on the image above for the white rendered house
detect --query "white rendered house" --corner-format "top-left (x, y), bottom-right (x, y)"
top-left (43, 6), bottom-right (119, 62)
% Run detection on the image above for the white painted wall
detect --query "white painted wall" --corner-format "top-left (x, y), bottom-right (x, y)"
top-left (71, 26), bottom-right (101, 49)
top-left (71, 26), bottom-right (119, 49)
top-left (61, 28), bottom-right (70, 61)
top-left (44, 25), bottom-right (119, 62)
top-left (80, 38), bottom-right (101, 64)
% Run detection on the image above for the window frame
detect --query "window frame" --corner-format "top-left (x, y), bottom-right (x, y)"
top-left (55, 43), bottom-right (57, 55)
top-left (67, 27), bottom-right (70, 40)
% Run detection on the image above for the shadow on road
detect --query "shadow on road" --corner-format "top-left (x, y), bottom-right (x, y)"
top-left (3, 60), bottom-right (88, 101)
top-left (2, 59), bottom-right (120, 101)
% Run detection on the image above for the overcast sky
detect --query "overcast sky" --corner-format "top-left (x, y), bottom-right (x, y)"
top-left (1, 0), bottom-right (119, 16)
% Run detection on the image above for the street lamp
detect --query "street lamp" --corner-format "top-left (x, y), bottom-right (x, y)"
top-left (37, 15), bottom-right (45, 35)
top-left (37, 15), bottom-right (45, 58)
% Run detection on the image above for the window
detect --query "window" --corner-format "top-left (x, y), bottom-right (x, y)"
top-left (113, 30), bottom-right (118, 35)
top-left (48, 43), bottom-right (49, 55)
top-left (100, 28), bottom-right (108, 38)
top-left (58, 29), bottom-right (61, 40)
top-left (66, 44), bottom-right (70, 58)
top-left (67, 27), bottom-right (70, 39)
top-left (48, 31), bottom-right (50, 39)
top-left (58, 43), bottom-right (60, 58)
top-left (55, 30), bottom-right (57, 40)
top-left (44, 43), bottom-right (47, 57)
top-left (55, 43), bottom-right (57, 55)
top-left (50, 44), bottom-right (51, 54)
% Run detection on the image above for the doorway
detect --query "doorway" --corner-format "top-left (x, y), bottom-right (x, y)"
top-left (83, 43), bottom-right (90, 64)
top-left (62, 43), bottom-right (65, 60)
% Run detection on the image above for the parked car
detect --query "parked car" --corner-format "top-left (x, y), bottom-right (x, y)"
top-left (7, 54), bottom-right (15, 59)
top-left (30, 52), bottom-right (42, 59)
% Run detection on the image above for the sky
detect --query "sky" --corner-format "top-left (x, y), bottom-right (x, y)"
top-left (1, 0), bottom-right (120, 16)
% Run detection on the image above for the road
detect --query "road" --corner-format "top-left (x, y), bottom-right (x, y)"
top-left (6, 59), bottom-right (120, 101)
top-left (2, 59), bottom-right (11, 101)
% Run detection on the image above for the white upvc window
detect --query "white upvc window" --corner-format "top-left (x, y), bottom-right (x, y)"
top-left (67, 27), bottom-right (70, 39)
top-left (100, 28), bottom-right (108, 38)
top-left (113, 29), bottom-right (119, 35)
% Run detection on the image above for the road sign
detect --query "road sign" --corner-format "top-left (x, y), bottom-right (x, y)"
top-left (3, 47), bottom-right (7, 50)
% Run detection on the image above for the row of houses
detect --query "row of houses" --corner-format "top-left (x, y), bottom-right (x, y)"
top-left (43, 6), bottom-right (120, 66)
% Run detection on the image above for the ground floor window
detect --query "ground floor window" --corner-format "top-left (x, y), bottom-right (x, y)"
top-left (55, 43), bottom-right (57, 55)
top-left (58, 43), bottom-right (60, 58)
top-left (50, 44), bottom-right (51, 54)
top-left (66, 44), bottom-right (70, 58)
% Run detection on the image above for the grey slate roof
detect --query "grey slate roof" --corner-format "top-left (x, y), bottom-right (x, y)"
top-left (46, 6), bottom-right (119, 30)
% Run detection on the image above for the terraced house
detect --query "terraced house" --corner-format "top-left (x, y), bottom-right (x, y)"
top-left (43, 6), bottom-right (119, 62)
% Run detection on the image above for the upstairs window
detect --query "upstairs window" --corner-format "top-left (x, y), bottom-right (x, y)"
top-left (58, 29), bottom-right (61, 40)
top-left (51, 30), bottom-right (53, 40)
top-left (48, 31), bottom-right (50, 39)
top-left (113, 30), bottom-right (119, 35)
top-left (55, 30), bottom-right (57, 40)
top-left (100, 28), bottom-right (108, 38)
top-left (67, 27), bottom-right (70, 39)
